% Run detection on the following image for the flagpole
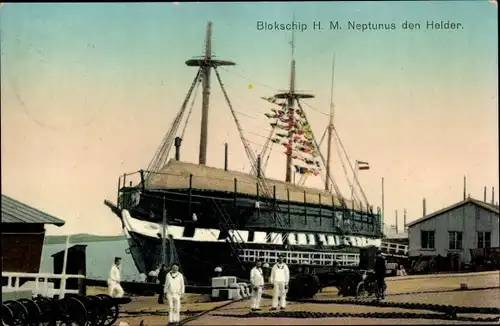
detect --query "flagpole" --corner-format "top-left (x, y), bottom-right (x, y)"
top-left (351, 160), bottom-right (358, 203)
top-left (381, 177), bottom-right (385, 235)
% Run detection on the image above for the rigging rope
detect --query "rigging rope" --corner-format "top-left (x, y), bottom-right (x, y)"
top-left (298, 125), bottom-right (328, 186)
top-left (251, 127), bottom-right (275, 176)
top-left (333, 128), bottom-right (363, 205)
top-left (218, 66), bottom-right (281, 92)
top-left (296, 100), bottom-right (346, 208)
top-left (262, 141), bottom-right (274, 172)
top-left (332, 126), bottom-right (369, 208)
top-left (214, 67), bottom-right (294, 247)
top-left (180, 76), bottom-right (202, 140)
top-left (146, 69), bottom-right (203, 177)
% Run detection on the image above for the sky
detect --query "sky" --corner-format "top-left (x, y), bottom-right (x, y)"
top-left (1, 1), bottom-right (498, 236)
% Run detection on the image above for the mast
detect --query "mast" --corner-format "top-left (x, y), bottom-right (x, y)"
top-left (325, 55), bottom-right (335, 191)
top-left (285, 24), bottom-right (296, 183)
top-left (184, 22), bottom-right (235, 166)
top-left (198, 22), bottom-right (213, 165)
top-left (272, 14), bottom-right (315, 183)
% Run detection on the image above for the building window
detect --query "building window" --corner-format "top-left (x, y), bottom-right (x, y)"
top-left (477, 232), bottom-right (491, 248)
top-left (448, 231), bottom-right (463, 250)
top-left (421, 230), bottom-right (435, 249)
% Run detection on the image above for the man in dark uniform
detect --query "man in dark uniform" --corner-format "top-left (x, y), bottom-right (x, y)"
top-left (374, 251), bottom-right (387, 300)
top-left (157, 264), bottom-right (168, 304)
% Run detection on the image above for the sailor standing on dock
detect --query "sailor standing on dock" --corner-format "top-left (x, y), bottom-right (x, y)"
top-left (107, 257), bottom-right (124, 298)
top-left (250, 260), bottom-right (264, 311)
top-left (270, 254), bottom-right (290, 310)
top-left (157, 264), bottom-right (168, 304)
top-left (164, 263), bottom-right (185, 325)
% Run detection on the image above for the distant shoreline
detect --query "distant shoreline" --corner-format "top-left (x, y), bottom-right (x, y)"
top-left (44, 234), bottom-right (125, 245)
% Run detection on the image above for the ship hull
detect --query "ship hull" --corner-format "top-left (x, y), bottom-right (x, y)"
top-left (121, 208), bottom-right (381, 285)
top-left (121, 187), bottom-right (382, 238)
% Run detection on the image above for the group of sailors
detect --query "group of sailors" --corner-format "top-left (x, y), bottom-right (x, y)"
top-left (250, 254), bottom-right (290, 311)
top-left (107, 257), bottom-right (186, 325)
top-left (108, 253), bottom-right (394, 324)
top-left (107, 255), bottom-right (291, 324)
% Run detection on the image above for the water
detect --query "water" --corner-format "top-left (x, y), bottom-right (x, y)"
top-left (40, 240), bottom-right (141, 281)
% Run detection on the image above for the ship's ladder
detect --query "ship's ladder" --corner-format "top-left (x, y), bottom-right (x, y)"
top-left (211, 198), bottom-right (247, 270)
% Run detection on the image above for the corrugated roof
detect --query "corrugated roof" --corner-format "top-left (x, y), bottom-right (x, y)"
top-left (1, 194), bottom-right (66, 226)
top-left (407, 197), bottom-right (499, 228)
top-left (146, 160), bottom-right (362, 209)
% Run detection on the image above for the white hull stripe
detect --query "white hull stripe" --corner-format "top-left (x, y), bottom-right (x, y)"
top-left (121, 209), bottom-right (383, 247)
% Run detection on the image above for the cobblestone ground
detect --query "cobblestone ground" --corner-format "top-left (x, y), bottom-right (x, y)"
top-left (115, 271), bottom-right (500, 325)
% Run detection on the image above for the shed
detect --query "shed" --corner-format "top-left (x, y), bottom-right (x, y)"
top-left (407, 197), bottom-right (499, 265)
top-left (1, 194), bottom-right (65, 273)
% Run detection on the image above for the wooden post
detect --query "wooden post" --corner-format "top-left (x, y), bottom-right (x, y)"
top-left (287, 188), bottom-right (291, 225)
top-left (256, 182), bottom-right (260, 220)
top-left (117, 178), bottom-right (121, 208)
top-left (331, 196), bottom-right (335, 228)
top-left (303, 191), bottom-right (307, 224)
top-left (140, 169), bottom-right (145, 192)
top-left (318, 194), bottom-right (322, 226)
top-left (234, 178), bottom-right (238, 208)
top-left (273, 185), bottom-right (277, 224)
top-left (188, 174), bottom-right (193, 219)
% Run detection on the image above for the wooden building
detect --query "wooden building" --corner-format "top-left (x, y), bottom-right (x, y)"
top-left (407, 197), bottom-right (499, 265)
top-left (1, 194), bottom-right (65, 273)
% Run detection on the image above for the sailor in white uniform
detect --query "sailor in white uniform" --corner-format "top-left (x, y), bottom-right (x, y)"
top-left (107, 257), bottom-right (124, 298)
top-left (270, 254), bottom-right (290, 310)
top-left (249, 260), bottom-right (264, 311)
top-left (164, 263), bottom-right (185, 325)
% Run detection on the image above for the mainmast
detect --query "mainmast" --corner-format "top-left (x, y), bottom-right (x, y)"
top-left (325, 55), bottom-right (335, 191)
top-left (273, 19), bottom-right (314, 183)
top-left (186, 22), bottom-right (235, 165)
top-left (285, 25), bottom-right (297, 183)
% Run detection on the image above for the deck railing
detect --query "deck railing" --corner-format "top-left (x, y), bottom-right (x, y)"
top-left (116, 169), bottom-right (383, 237)
top-left (2, 272), bottom-right (85, 299)
top-left (239, 248), bottom-right (360, 266)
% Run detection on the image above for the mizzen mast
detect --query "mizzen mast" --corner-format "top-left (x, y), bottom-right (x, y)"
top-left (272, 20), bottom-right (314, 183)
top-left (186, 22), bottom-right (235, 165)
top-left (325, 55), bottom-right (335, 191)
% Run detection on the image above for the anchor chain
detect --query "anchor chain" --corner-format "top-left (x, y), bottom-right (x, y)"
top-left (259, 288), bottom-right (500, 322)
top-left (213, 311), bottom-right (500, 323)
top-left (295, 298), bottom-right (500, 316)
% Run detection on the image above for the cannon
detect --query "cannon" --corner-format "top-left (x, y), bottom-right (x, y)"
top-left (18, 298), bottom-right (42, 326)
top-left (2, 300), bottom-right (29, 326)
top-left (53, 294), bottom-right (130, 326)
top-left (2, 294), bottom-right (131, 326)
top-left (33, 296), bottom-right (55, 326)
